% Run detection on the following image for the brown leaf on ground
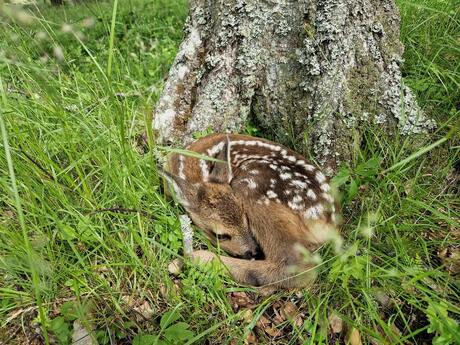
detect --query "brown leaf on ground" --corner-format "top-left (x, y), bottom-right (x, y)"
top-left (347, 327), bottom-right (362, 345)
top-left (133, 300), bottom-right (154, 320)
top-left (255, 315), bottom-right (283, 338)
top-left (242, 309), bottom-right (254, 324)
top-left (168, 259), bottom-right (183, 275)
top-left (438, 245), bottom-right (460, 275)
top-left (274, 301), bottom-right (303, 328)
top-left (256, 315), bottom-right (271, 329)
top-left (373, 289), bottom-right (391, 308)
top-left (229, 291), bottom-right (255, 310)
top-left (245, 331), bottom-right (258, 344)
top-left (328, 312), bottom-right (343, 334)
top-left (2, 209), bottom-right (15, 219)
top-left (72, 321), bottom-right (95, 345)
top-left (280, 301), bottom-right (299, 320)
top-left (121, 295), bottom-right (155, 320)
top-left (264, 326), bottom-right (283, 338)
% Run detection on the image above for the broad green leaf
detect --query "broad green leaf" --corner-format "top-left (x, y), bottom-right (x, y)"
top-left (347, 178), bottom-right (358, 201)
top-left (160, 309), bottom-right (181, 329)
top-left (132, 334), bottom-right (157, 345)
top-left (164, 322), bottom-right (194, 342)
top-left (331, 167), bottom-right (350, 187)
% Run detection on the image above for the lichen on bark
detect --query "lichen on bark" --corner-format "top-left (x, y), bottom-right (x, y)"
top-left (153, 0), bottom-right (435, 174)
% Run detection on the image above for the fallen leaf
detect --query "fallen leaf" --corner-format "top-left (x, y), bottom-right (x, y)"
top-left (280, 301), bottom-right (299, 320)
top-left (245, 331), bottom-right (257, 344)
top-left (373, 289), bottom-right (391, 308)
top-left (72, 321), bottom-right (95, 345)
top-left (3, 209), bottom-right (15, 219)
top-left (264, 326), bottom-right (283, 338)
top-left (347, 327), bottom-right (362, 345)
top-left (121, 295), bottom-right (135, 308)
top-left (438, 245), bottom-right (460, 275)
top-left (242, 309), bottom-right (254, 324)
top-left (168, 259), bottom-right (183, 275)
top-left (133, 300), bottom-right (154, 320)
top-left (256, 315), bottom-right (271, 329)
top-left (229, 291), bottom-right (255, 310)
top-left (328, 312), bottom-right (343, 334)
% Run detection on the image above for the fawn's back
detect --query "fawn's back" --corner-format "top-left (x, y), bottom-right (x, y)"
top-left (169, 134), bottom-right (335, 221)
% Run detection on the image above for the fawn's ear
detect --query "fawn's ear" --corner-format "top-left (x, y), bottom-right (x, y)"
top-left (158, 168), bottom-right (200, 209)
top-left (208, 136), bottom-right (233, 184)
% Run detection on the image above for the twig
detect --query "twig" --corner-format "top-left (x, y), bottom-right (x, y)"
top-left (19, 146), bottom-right (55, 181)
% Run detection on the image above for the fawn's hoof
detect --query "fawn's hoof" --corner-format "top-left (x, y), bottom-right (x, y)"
top-left (168, 250), bottom-right (217, 275)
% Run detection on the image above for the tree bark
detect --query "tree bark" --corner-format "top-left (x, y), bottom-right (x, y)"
top-left (153, 0), bottom-right (435, 174)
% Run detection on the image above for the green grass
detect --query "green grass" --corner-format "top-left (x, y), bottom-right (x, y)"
top-left (0, 0), bottom-right (459, 344)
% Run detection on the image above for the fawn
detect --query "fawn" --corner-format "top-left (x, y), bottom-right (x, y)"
top-left (162, 133), bottom-right (338, 289)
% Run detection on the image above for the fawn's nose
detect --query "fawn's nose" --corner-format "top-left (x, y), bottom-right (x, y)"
top-left (242, 246), bottom-right (265, 260)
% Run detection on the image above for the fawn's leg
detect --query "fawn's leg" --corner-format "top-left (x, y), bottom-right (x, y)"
top-left (189, 250), bottom-right (317, 289)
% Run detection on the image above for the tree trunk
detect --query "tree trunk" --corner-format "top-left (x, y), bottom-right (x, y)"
top-left (153, 0), bottom-right (435, 174)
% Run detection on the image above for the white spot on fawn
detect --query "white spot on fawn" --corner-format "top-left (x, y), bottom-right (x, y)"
top-left (292, 195), bottom-right (303, 203)
top-left (280, 172), bottom-right (292, 180)
top-left (269, 164), bottom-right (277, 170)
top-left (249, 170), bottom-right (259, 175)
top-left (280, 165), bottom-right (290, 172)
top-left (316, 171), bottom-right (326, 184)
top-left (178, 155), bottom-right (186, 179)
top-left (241, 178), bottom-right (257, 189)
top-left (305, 205), bottom-right (324, 220)
top-left (291, 180), bottom-right (307, 188)
top-left (207, 141), bottom-right (225, 156)
top-left (322, 193), bottom-right (333, 203)
top-left (267, 190), bottom-right (278, 199)
top-left (320, 183), bottom-right (330, 192)
top-left (304, 164), bottom-right (315, 172)
top-left (307, 189), bottom-right (317, 200)
top-left (199, 159), bottom-right (209, 181)
top-left (288, 200), bottom-right (303, 211)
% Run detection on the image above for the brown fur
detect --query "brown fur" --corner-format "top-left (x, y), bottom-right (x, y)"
top-left (163, 134), bottom-right (338, 289)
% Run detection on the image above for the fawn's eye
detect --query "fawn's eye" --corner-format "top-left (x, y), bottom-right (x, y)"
top-left (215, 233), bottom-right (231, 241)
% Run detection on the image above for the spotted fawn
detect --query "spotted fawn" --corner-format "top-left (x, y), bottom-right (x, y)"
top-left (162, 133), bottom-right (338, 289)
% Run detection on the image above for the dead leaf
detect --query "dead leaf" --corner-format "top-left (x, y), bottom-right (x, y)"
top-left (245, 331), bottom-right (257, 344)
top-left (438, 245), bottom-right (460, 275)
top-left (328, 312), bottom-right (343, 334)
top-left (264, 326), bottom-right (283, 338)
top-left (72, 321), bottom-right (95, 345)
top-left (242, 309), bottom-right (254, 323)
top-left (229, 291), bottom-right (255, 310)
top-left (256, 315), bottom-right (283, 338)
top-left (347, 327), bottom-right (362, 345)
top-left (168, 259), bottom-right (183, 275)
top-left (121, 295), bottom-right (135, 308)
top-left (3, 209), bottom-right (15, 219)
top-left (280, 301), bottom-right (298, 320)
top-left (373, 290), bottom-right (391, 308)
top-left (133, 300), bottom-right (154, 320)
top-left (256, 315), bottom-right (271, 329)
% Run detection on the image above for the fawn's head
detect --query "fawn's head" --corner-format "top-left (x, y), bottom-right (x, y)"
top-left (161, 159), bottom-right (262, 260)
